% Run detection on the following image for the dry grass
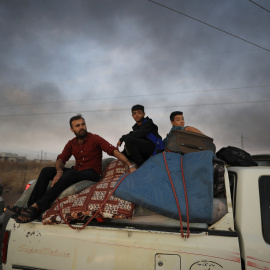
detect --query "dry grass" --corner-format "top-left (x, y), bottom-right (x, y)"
top-left (0, 161), bottom-right (55, 193)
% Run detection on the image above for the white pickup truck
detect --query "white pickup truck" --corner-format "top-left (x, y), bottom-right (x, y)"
top-left (2, 157), bottom-right (270, 270)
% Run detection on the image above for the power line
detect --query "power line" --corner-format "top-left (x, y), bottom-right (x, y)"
top-left (1, 84), bottom-right (269, 108)
top-left (148, 0), bottom-right (270, 53)
top-left (0, 99), bottom-right (270, 118)
top-left (248, 0), bottom-right (270, 13)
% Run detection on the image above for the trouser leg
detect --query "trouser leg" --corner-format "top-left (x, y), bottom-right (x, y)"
top-left (124, 136), bottom-right (155, 166)
top-left (27, 167), bottom-right (57, 207)
top-left (35, 168), bottom-right (100, 211)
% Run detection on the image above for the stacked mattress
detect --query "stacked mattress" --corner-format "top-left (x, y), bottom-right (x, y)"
top-left (115, 151), bottom-right (215, 223)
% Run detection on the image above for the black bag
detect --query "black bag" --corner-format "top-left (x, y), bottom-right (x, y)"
top-left (166, 130), bottom-right (216, 155)
top-left (216, 146), bottom-right (258, 166)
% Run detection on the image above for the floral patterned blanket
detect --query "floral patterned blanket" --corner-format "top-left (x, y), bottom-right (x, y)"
top-left (42, 160), bottom-right (135, 225)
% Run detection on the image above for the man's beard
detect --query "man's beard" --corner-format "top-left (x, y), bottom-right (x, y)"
top-left (74, 129), bottom-right (87, 139)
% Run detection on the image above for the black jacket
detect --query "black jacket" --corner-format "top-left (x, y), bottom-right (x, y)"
top-left (120, 117), bottom-right (162, 143)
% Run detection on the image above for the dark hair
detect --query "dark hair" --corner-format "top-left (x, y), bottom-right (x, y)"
top-left (170, 111), bottom-right (183, 121)
top-left (69, 114), bottom-right (85, 128)
top-left (131, 104), bottom-right (144, 113)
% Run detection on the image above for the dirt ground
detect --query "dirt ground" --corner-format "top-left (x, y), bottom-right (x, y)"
top-left (3, 190), bottom-right (21, 207)
top-left (0, 161), bottom-right (55, 194)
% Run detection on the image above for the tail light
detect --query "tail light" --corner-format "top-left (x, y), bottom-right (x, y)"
top-left (25, 183), bottom-right (31, 191)
top-left (2, 230), bottom-right (10, 264)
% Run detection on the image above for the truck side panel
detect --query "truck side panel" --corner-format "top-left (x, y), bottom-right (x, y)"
top-left (4, 219), bottom-right (241, 270)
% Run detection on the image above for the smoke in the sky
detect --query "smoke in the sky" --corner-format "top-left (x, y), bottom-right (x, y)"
top-left (0, 0), bottom-right (269, 159)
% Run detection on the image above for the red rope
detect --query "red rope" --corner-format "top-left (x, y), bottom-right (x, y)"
top-left (57, 173), bottom-right (130, 230)
top-left (162, 152), bottom-right (189, 238)
top-left (181, 155), bottom-right (190, 238)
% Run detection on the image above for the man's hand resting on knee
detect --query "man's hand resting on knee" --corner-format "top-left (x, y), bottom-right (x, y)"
top-left (51, 171), bottom-right (63, 187)
top-left (51, 159), bottom-right (65, 187)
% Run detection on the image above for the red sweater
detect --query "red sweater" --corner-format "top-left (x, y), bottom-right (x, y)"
top-left (57, 132), bottom-right (116, 175)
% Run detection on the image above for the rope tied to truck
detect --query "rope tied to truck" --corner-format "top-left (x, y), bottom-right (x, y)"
top-left (162, 152), bottom-right (190, 238)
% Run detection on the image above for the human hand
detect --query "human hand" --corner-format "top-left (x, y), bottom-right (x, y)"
top-left (117, 140), bottom-right (122, 148)
top-left (129, 166), bottom-right (136, 173)
top-left (51, 171), bottom-right (63, 187)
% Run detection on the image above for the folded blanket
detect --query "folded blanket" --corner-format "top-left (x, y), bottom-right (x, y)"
top-left (42, 160), bottom-right (135, 225)
top-left (114, 151), bottom-right (214, 223)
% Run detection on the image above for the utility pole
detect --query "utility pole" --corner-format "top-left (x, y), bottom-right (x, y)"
top-left (41, 150), bottom-right (43, 161)
top-left (241, 135), bottom-right (244, 150)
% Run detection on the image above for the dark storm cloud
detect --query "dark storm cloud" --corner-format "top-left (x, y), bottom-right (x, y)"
top-left (0, 82), bottom-right (64, 108)
top-left (0, 0), bottom-right (269, 157)
top-left (1, 0), bottom-right (268, 54)
top-left (1, 0), bottom-right (267, 84)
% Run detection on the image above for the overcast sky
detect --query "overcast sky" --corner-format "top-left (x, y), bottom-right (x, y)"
top-left (0, 0), bottom-right (269, 160)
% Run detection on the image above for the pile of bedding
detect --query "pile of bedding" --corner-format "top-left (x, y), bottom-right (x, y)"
top-left (42, 160), bottom-right (135, 225)
top-left (43, 151), bottom-right (226, 225)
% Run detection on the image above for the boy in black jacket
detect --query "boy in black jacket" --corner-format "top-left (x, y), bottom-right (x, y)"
top-left (117, 104), bottom-right (163, 167)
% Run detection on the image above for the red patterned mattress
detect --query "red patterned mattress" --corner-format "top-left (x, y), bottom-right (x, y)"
top-left (42, 160), bottom-right (135, 225)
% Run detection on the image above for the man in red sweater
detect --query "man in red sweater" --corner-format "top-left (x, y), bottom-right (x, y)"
top-left (8, 114), bottom-right (135, 223)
